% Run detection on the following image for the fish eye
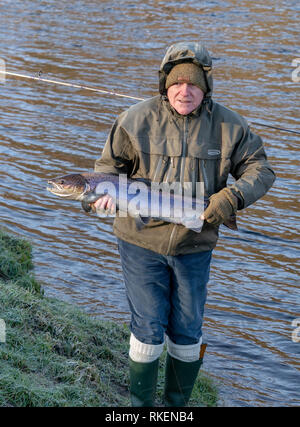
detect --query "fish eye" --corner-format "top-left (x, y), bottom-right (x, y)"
top-left (60, 180), bottom-right (65, 184)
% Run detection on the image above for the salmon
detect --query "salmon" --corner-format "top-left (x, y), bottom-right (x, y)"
top-left (47, 172), bottom-right (237, 232)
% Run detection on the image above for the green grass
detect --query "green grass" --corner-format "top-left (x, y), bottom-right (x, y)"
top-left (0, 228), bottom-right (218, 407)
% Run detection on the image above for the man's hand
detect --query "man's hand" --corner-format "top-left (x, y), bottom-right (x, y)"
top-left (90, 195), bottom-right (116, 216)
top-left (201, 188), bottom-right (238, 226)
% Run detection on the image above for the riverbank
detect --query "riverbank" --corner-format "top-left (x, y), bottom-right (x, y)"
top-left (0, 229), bottom-right (218, 407)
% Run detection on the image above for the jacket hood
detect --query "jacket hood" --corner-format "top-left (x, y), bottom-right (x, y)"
top-left (159, 42), bottom-right (213, 98)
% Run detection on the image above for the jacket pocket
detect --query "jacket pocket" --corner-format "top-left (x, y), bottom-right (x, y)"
top-left (188, 141), bottom-right (222, 196)
top-left (131, 135), bottom-right (183, 183)
top-left (131, 135), bottom-right (182, 157)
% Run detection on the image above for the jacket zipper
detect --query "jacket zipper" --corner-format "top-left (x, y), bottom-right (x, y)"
top-left (166, 224), bottom-right (177, 255)
top-left (166, 116), bottom-right (188, 255)
top-left (192, 157), bottom-right (198, 196)
top-left (179, 116), bottom-right (188, 186)
top-left (200, 159), bottom-right (209, 195)
top-left (153, 156), bottom-right (163, 182)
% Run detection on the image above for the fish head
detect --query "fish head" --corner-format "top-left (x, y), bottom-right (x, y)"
top-left (47, 174), bottom-right (90, 200)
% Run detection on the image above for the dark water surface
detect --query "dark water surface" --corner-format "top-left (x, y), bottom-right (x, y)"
top-left (0, 0), bottom-right (299, 406)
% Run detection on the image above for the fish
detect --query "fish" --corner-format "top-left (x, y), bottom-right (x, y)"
top-left (47, 172), bottom-right (237, 232)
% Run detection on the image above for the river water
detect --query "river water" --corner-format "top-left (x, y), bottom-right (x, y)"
top-left (0, 0), bottom-right (299, 407)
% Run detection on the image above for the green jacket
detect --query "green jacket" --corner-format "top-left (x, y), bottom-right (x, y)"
top-left (95, 42), bottom-right (275, 256)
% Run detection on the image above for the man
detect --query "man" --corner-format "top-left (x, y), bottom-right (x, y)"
top-left (92, 42), bottom-right (275, 406)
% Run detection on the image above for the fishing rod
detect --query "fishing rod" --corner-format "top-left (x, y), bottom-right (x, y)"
top-left (0, 70), bottom-right (144, 102)
top-left (0, 69), bottom-right (299, 135)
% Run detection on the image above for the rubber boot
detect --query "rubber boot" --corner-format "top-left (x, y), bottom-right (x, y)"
top-left (129, 357), bottom-right (159, 407)
top-left (164, 352), bottom-right (204, 407)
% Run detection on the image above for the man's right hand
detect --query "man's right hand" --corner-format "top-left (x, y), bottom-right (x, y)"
top-left (90, 195), bottom-right (116, 216)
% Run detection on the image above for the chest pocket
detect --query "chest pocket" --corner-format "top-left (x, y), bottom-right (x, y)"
top-left (187, 141), bottom-right (223, 196)
top-left (131, 135), bottom-right (182, 183)
top-left (132, 135), bottom-right (182, 156)
top-left (131, 135), bottom-right (225, 196)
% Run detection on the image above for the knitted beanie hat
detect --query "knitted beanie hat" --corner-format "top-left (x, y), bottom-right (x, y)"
top-left (165, 62), bottom-right (207, 93)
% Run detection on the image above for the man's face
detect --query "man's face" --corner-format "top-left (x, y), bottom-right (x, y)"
top-left (167, 83), bottom-right (204, 115)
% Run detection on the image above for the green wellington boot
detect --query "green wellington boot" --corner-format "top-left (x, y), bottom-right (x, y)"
top-left (164, 349), bottom-right (205, 407)
top-left (129, 357), bottom-right (159, 407)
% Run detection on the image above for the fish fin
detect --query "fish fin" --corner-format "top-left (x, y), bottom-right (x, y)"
top-left (189, 226), bottom-right (203, 233)
top-left (134, 216), bottom-right (151, 231)
top-left (181, 217), bottom-right (204, 233)
top-left (223, 215), bottom-right (238, 230)
top-left (81, 200), bottom-right (92, 213)
top-left (81, 190), bottom-right (106, 213)
top-left (133, 177), bottom-right (152, 186)
top-left (82, 190), bottom-right (105, 204)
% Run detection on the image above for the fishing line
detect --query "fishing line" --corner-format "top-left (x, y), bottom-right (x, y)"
top-left (247, 122), bottom-right (300, 135)
top-left (0, 69), bottom-right (299, 135)
top-left (0, 70), bottom-right (144, 101)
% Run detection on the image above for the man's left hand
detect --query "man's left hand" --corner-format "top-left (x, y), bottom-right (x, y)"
top-left (202, 188), bottom-right (238, 226)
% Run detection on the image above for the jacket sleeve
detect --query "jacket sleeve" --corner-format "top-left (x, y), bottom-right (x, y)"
top-left (94, 117), bottom-right (138, 176)
top-left (228, 125), bottom-right (276, 209)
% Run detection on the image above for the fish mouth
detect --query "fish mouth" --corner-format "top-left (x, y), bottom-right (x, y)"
top-left (47, 180), bottom-right (59, 190)
top-left (47, 180), bottom-right (89, 199)
top-left (47, 180), bottom-right (75, 197)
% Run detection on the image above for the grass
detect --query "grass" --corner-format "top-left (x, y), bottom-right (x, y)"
top-left (0, 228), bottom-right (218, 407)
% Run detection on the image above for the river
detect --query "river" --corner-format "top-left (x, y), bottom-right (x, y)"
top-left (0, 0), bottom-right (299, 406)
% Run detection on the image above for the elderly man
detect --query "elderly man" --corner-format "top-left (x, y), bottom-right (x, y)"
top-left (92, 42), bottom-right (275, 407)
